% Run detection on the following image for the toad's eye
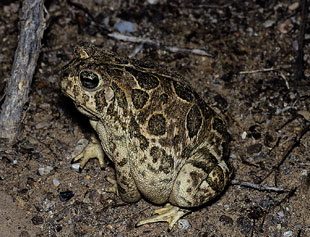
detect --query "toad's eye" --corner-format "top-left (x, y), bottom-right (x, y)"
top-left (79, 70), bottom-right (101, 90)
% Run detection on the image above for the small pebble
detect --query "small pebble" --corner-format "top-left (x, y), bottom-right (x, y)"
top-left (284, 167), bottom-right (291, 175)
top-left (278, 19), bottom-right (293, 34)
top-left (53, 178), bottom-right (60, 186)
top-left (35, 121), bottom-right (49, 129)
top-left (237, 216), bottom-right (252, 235)
top-left (114, 21), bottom-right (136, 34)
top-left (107, 224), bottom-right (113, 230)
top-left (301, 169), bottom-right (308, 176)
top-left (288, 2), bottom-right (299, 11)
top-left (292, 40), bottom-right (298, 51)
top-left (59, 190), bottom-right (74, 202)
top-left (241, 131), bottom-right (247, 139)
top-left (71, 163), bottom-right (80, 170)
top-left (55, 225), bottom-right (62, 232)
top-left (38, 166), bottom-right (53, 176)
top-left (13, 160), bottom-right (17, 164)
top-left (247, 144), bottom-right (262, 154)
top-left (263, 19), bottom-right (275, 28)
top-left (27, 177), bottom-right (36, 187)
top-left (31, 215), bottom-right (44, 225)
top-left (283, 230), bottom-right (293, 237)
top-left (42, 198), bottom-right (56, 212)
top-left (178, 219), bottom-right (191, 230)
top-left (19, 231), bottom-right (30, 237)
top-left (219, 215), bottom-right (234, 225)
top-left (147, 0), bottom-right (159, 4)
top-left (277, 211), bottom-right (284, 217)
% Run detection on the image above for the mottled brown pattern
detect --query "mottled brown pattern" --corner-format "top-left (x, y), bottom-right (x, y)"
top-left (126, 68), bottom-right (159, 90)
top-left (150, 146), bottom-right (161, 163)
top-left (118, 158), bottom-right (128, 167)
top-left (159, 93), bottom-right (168, 104)
top-left (173, 81), bottom-right (194, 102)
top-left (207, 166), bottom-right (225, 192)
top-left (94, 90), bottom-right (107, 112)
top-left (137, 134), bottom-right (149, 150)
top-left (186, 105), bottom-right (202, 138)
top-left (212, 117), bottom-right (226, 134)
top-left (147, 148), bottom-right (174, 174)
top-left (148, 114), bottom-right (166, 136)
top-left (111, 82), bottom-right (128, 116)
top-left (131, 89), bottom-right (149, 109)
top-left (61, 43), bottom-right (231, 229)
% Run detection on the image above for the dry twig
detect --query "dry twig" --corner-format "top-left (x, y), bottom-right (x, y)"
top-left (0, 0), bottom-right (46, 143)
top-left (231, 179), bottom-right (286, 192)
top-left (295, 0), bottom-right (308, 81)
top-left (260, 122), bottom-right (310, 184)
top-left (108, 32), bottom-right (214, 57)
top-left (239, 65), bottom-right (291, 74)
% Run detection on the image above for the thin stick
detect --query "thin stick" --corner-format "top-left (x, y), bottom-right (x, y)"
top-left (239, 68), bottom-right (277, 74)
top-left (295, 0), bottom-right (308, 81)
top-left (0, 0), bottom-right (46, 143)
top-left (239, 65), bottom-right (291, 74)
top-left (260, 122), bottom-right (310, 183)
top-left (231, 179), bottom-right (286, 192)
top-left (108, 32), bottom-right (214, 57)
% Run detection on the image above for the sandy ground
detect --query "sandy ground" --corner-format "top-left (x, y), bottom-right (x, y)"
top-left (0, 0), bottom-right (309, 236)
top-left (0, 191), bottom-right (40, 236)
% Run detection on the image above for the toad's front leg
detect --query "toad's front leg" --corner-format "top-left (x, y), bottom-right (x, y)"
top-left (72, 135), bottom-right (105, 169)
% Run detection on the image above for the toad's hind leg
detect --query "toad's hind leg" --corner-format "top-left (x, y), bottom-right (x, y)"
top-left (136, 149), bottom-right (230, 230)
top-left (136, 204), bottom-right (190, 230)
top-left (169, 147), bottom-right (230, 208)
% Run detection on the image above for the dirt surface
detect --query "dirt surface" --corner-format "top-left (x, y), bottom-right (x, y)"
top-left (0, 0), bottom-right (310, 236)
top-left (0, 191), bottom-right (41, 236)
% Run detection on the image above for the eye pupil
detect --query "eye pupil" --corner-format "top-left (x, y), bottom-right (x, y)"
top-left (79, 70), bottom-right (100, 90)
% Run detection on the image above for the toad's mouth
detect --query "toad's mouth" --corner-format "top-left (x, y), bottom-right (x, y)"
top-left (74, 102), bottom-right (100, 121)
top-left (61, 88), bottom-right (100, 121)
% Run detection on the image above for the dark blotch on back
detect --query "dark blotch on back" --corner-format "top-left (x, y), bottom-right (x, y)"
top-left (150, 146), bottom-right (161, 163)
top-left (129, 117), bottom-right (149, 150)
top-left (173, 81), bottom-right (194, 102)
top-left (207, 166), bottom-right (225, 192)
top-left (187, 105), bottom-right (202, 138)
top-left (148, 114), bottom-right (166, 136)
top-left (131, 89), bottom-right (149, 109)
top-left (212, 117), bottom-right (226, 134)
top-left (126, 68), bottom-right (159, 90)
top-left (111, 82), bottom-right (128, 116)
top-left (190, 171), bottom-right (201, 187)
top-left (137, 134), bottom-right (149, 150)
top-left (149, 147), bottom-right (174, 174)
top-left (191, 151), bottom-right (218, 175)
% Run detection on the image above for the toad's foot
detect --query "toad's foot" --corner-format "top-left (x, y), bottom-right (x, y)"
top-left (136, 203), bottom-right (190, 230)
top-left (105, 176), bottom-right (118, 195)
top-left (73, 135), bottom-right (105, 169)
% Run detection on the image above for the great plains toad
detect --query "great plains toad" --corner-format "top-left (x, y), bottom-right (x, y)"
top-left (61, 43), bottom-right (231, 229)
